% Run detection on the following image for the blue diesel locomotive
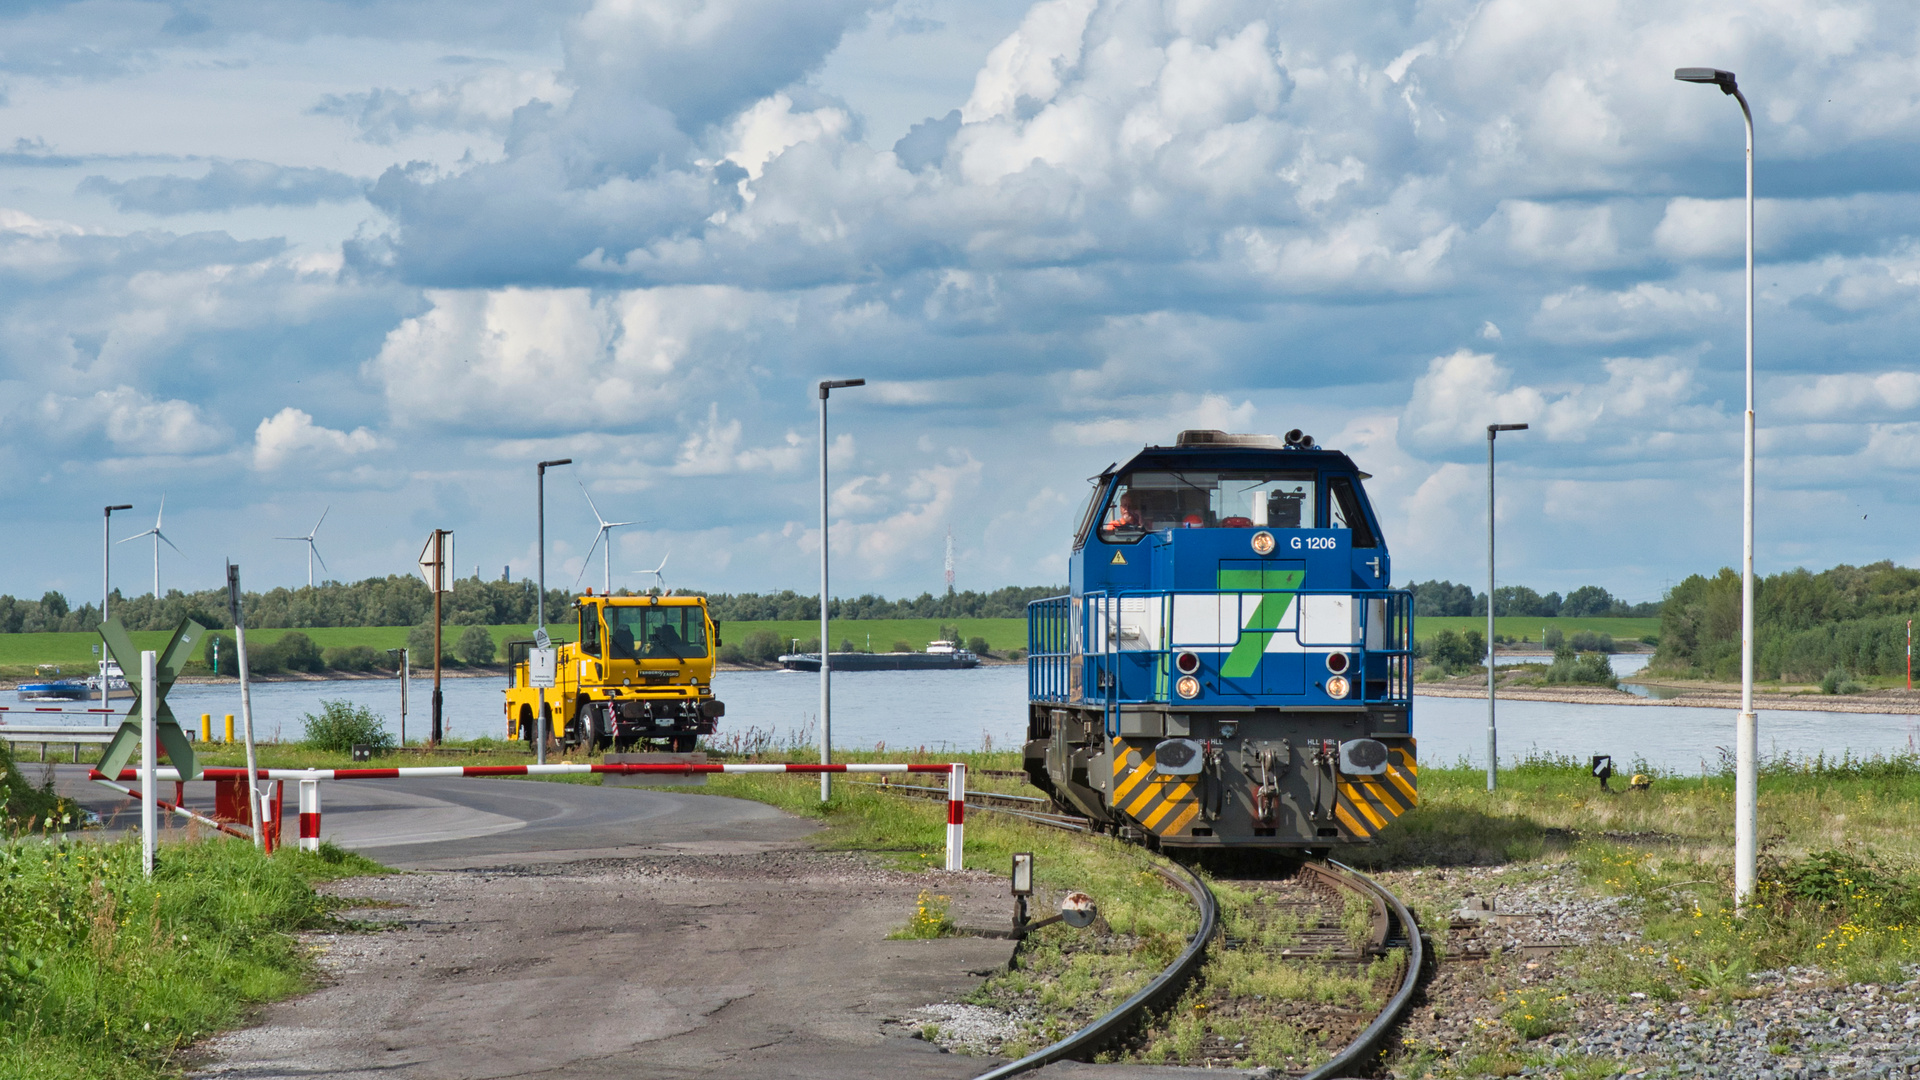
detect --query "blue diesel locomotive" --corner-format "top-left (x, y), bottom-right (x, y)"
top-left (1025, 429), bottom-right (1417, 849)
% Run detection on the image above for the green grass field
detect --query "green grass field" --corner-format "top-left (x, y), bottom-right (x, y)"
top-left (0, 619), bottom-right (1022, 672)
top-left (0, 613), bottom-right (1657, 671)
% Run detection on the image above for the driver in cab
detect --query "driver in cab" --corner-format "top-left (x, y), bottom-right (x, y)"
top-left (1103, 490), bottom-right (1146, 534)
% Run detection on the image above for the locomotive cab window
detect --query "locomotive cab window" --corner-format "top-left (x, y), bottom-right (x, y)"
top-left (1327, 476), bottom-right (1377, 548)
top-left (607, 606), bottom-right (708, 660)
top-left (1100, 470), bottom-right (1316, 541)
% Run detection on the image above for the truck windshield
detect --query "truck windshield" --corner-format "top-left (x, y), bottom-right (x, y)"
top-left (606, 606), bottom-right (708, 660)
top-left (1099, 470), bottom-right (1316, 541)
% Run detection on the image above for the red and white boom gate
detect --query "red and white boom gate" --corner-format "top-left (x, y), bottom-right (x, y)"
top-left (93, 761), bottom-right (970, 869)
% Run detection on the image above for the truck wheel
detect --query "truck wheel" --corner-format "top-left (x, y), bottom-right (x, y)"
top-left (518, 707), bottom-right (535, 746)
top-left (539, 704), bottom-right (554, 752)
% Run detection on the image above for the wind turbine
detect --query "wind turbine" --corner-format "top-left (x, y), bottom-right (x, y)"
top-left (632, 554), bottom-right (670, 595)
top-left (117, 495), bottom-right (182, 598)
top-left (276, 507), bottom-right (330, 588)
top-left (574, 483), bottom-right (640, 595)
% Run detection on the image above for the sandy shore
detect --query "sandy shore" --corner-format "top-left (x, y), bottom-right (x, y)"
top-left (1417, 681), bottom-right (1920, 715)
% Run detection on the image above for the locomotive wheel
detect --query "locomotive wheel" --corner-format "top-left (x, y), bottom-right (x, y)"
top-left (669, 733), bottom-right (696, 753)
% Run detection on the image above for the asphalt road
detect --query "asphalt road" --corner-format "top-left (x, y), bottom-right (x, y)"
top-left (50, 765), bottom-right (1027, 1078)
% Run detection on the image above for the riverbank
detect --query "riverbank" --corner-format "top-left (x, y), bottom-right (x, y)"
top-left (1418, 678), bottom-right (1920, 714)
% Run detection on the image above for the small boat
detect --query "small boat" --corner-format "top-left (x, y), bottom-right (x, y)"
top-left (778, 640), bottom-right (980, 672)
top-left (18, 665), bottom-right (92, 701)
top-left (85, 659), bottom-right (132, 700)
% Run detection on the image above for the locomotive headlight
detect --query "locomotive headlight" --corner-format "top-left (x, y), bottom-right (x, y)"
top-left (1175, 674), bottom-right (1201, 699)
top-left (1175, 651), bottom-right (1201, 675)
top-left (1250, 531), bottom-right (1275, 555)
top-left (1325, 674), bottom-right (1351, 699)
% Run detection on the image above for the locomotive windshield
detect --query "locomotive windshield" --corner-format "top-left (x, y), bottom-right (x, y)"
top-left (606, 605), bottom-right (709, 660)
top-left (1098, 470), bottom-right (1316, 541)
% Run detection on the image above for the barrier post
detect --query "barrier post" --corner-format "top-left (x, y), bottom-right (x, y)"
top-left (298, 777), bottom-right (321, 852)
top-left (140, 651), bottom-right (156, 878)
top-left (202, 714), bottom-right (212, 742)
top-left (224, 714), bottom-right (234, 743)
top-left (945, 762), bottom-right (966, 871)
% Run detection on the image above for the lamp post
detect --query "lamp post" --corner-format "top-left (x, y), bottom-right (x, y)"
top-left (102, 504), bottom-right (132, 711)
top-left (1675, 65), bottom-right (1757, 911)
top-left (535, 459), bottom-right (572, 761)
top-left (817, 378), bottom-right (865, 802)
top-left (1486, 423), bottom-right (1528, 792)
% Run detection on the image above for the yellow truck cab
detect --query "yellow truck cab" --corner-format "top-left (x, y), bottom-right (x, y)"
top-left (503, 592), bottom-right (724, 752)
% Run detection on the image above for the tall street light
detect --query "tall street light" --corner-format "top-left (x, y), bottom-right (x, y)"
top-left (817, 378), bottom-right (865, 802)
top-left (1676, 65), bottom-right (1757, 910)
top-left (536, 458), bottom-right (572, 760)
top-left (536, 458), bottom-right (573, 633)
top-left (1486, 423), bottom-right (1527, 792)
top-left (102, 504), bottom-right (132, 710)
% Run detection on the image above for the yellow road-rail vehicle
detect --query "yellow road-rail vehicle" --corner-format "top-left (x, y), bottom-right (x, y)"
top-left (504, 593), bottom-right (725, 752)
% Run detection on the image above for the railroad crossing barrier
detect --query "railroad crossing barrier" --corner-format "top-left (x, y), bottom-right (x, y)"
top-left (93, 761), bottom-right (970, 866)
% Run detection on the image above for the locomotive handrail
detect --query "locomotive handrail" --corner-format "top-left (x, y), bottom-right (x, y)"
top-left (1028, 586), bottom-right (1415, 730)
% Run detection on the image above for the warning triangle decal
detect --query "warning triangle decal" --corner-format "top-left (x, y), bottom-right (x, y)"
top-left (1111, 550), bottom-right (1127, 565)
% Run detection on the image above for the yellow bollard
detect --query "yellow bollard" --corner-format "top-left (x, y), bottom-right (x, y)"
top-left (202, 714), bottom-right (212, 742)
top-left (225, 714), bottom-right (235, 744)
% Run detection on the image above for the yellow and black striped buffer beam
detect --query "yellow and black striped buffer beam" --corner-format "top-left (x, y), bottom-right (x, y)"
top-left (1333, 740), bottom-right (1418, 839)
top-left (1108, 736), bottom-right (1200, 837)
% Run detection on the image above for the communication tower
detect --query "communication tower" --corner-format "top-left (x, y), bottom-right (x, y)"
top-left (944, 527), bottom-right (955, 596)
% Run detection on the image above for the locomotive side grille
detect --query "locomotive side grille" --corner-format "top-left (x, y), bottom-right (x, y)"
top-left (1109, 737), bottom-right (1200, 836)
top-left (1333, 741), bottom-right (1418, 839)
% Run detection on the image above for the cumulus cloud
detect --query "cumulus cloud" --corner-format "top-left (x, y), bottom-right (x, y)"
top-left (669, 404), bottom-right (808, 475)
top-left (38, 386), bottom-right (227, 455)
top-left (364, 285), bottom-right (770, 430)
top-left (252, 407), bottom-right (382, 471)
top-left (1532, 283), bottom-right (1723, 344)
top-left (313, 66), bottom-right (573, 144)
top-left (1399, 348), bottom-right (1721, 459)
top-left (79, 161), bottom-right (364, 215)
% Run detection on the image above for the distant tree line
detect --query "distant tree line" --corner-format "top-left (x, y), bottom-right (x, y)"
top-left (0, 578), bottom-right (1065, 635)
top-left (1403, 580), bottom-right (1661, 619)
top-left (1656, 561), bottom-right (1920, 682)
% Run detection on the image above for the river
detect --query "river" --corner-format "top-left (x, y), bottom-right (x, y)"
top-left (35, 659), bottom-right (1919, 776)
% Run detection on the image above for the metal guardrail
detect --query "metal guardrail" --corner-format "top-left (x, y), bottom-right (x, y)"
top-left (0, 726), bottom-right (115, 742)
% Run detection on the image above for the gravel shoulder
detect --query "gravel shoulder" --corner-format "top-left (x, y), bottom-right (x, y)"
top-left (1378, 861), bottom-right (1920, 1079)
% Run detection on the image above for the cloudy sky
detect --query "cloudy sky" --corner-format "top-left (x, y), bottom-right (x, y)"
top-left (3, 0), bottom-right (1918, 607)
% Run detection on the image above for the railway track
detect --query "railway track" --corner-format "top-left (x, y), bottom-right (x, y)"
top-left (862, 778), bottom-right (1427, 1077)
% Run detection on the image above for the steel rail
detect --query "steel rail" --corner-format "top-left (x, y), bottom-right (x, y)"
top-left (970, 858), bottom-right (1216, 1080)
top-left (861, 783), bottom-right (1424, 1077)
top-left (1302, 859), bottom-right (1426, 1080)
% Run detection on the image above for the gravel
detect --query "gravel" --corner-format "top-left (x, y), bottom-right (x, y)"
top-left (1381, 862), bottom-right (1920, 1078)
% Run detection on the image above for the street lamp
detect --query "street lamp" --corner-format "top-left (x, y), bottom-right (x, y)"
top-left (102, 504), bottom-right (132, 710)
top-left (1485, 423), bottom-right (1527, 792)
top-left (536, 458), bottom-right (572, 762)
top-left (818, 378), bottom-right (865, 802)
top-left (1676, 65), bottom-right (1757, 910)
